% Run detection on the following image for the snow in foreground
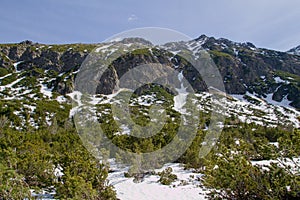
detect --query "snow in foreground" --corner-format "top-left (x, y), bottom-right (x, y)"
top-left (108, 159), bottom-right (207, 200)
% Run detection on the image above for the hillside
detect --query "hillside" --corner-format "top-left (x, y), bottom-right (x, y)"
top-left (0, 37), bottom-right (299, 199)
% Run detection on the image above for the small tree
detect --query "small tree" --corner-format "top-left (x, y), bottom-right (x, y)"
top-left (0, 163), bottom-right (31, 200)
top-left (158, 167), bottom-right (177, 185)
top-left (0, 115), bottom-right (8, 135)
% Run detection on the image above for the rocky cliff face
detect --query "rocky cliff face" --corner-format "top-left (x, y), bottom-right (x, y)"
top-left (0, 41), bottom-right (92, 72)
top-left (0, 37), bottom-right (299, 109)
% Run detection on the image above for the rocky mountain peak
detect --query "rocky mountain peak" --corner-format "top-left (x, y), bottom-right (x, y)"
top-left (195, 34), bottom-right (209, 41)
top-left (287, 45), bottom-right (300, 56)
top-left (120, 37), bottom-right (153, 46)
top-left (19, 40), bottom-right (35, 45)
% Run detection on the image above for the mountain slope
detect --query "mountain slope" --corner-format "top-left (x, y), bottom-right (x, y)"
top-left (0, 37), bottom-right (300, 199)
top-left (0, 37), bottom-right (299, 130)
top-left (1, 36), bottom-right (300, 110)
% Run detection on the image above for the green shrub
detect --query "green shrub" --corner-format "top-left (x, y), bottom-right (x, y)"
top-left (0, 122), bottom-right (117, 200)
top-left (202, 139), bottom-right (300, 200)
top-left (0, 163), bottom-right (31, 200)
top-left (158, 167), bottom-right (177, 185)
top-left (0, 67), bottom-right (9, 77)
top-left (0, 73), bottom-right (17, 85)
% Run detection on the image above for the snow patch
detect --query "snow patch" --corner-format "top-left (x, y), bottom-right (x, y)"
top-left (274, 76), bottom-right (289, 84)
top-left (13, 61), bottom-right (24, 72)
top-left (108, 160), bottom-right (207, 200)
top-left (0, 73), bottom-right (12, 80)
top-left (95, 44), bottom-right (112, 53)
top-left (40, 83), bottom-right (53, 98)
top-left (56, 95), bottom-right (67, 103)
top-left (173, 71), bottom-right (188, 114)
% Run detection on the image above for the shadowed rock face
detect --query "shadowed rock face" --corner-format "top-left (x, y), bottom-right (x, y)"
top-left (0, 37), bottom-right (299, 109)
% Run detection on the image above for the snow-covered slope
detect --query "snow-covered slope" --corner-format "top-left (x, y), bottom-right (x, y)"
top-left (108, 159), bottom-right (207, 200)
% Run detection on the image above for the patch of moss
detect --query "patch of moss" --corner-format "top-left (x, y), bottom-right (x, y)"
top-left (275, 70), bottom-right (300, 83)
top-left (209, 50), bottom-right (232, 58)
top-left (0, 74), bottom-right (17, 85)
top-left (0, 67), bottom-right (9, 77)
top-left (48, 44), bottom-right (97, 53)
top-left (131, 48), bottom-right (151, 56)
top-left (244, 95), bottom-right (261, 105)
top-left (0, 43), bottom-right (19, 48)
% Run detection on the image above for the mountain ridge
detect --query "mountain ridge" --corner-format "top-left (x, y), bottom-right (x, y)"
top-left (287, 44), bottom-right (300, 56)
top-left (0, 36), bottom-right (300, 109)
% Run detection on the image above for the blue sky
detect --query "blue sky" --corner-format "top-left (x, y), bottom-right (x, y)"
top-left (1, 0), bottom-right (300, 51)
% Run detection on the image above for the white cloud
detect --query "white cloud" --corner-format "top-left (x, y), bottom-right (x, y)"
top-left (127, 14), bottom-right (138, 22)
